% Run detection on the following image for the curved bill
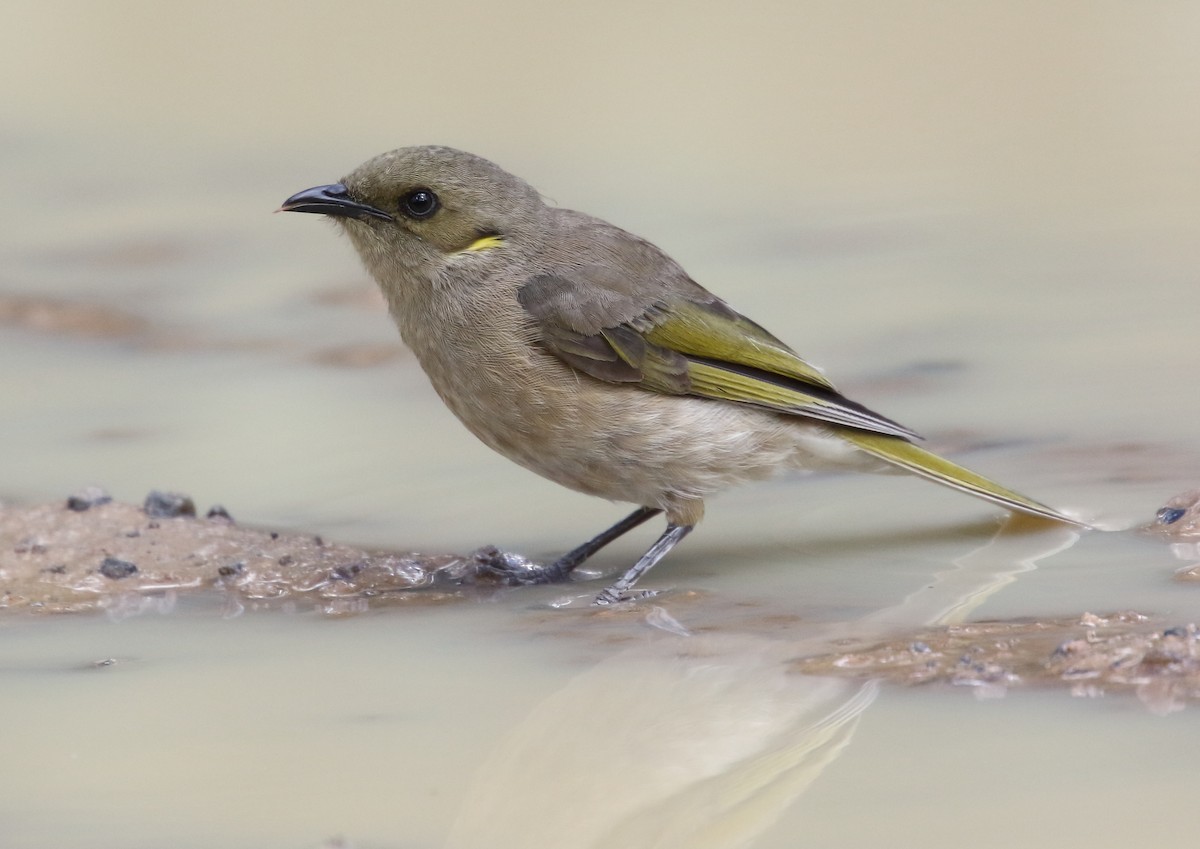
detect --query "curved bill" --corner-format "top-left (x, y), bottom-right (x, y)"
top-left (279, 183), bottom-right (392, 221)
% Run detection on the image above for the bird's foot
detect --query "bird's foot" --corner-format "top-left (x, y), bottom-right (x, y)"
top-left (591, 586), bottom-right (663, 606)
top-left (471, 546), bottom-right (569, 586)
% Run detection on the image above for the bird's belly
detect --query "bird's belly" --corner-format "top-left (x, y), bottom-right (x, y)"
top-left (420, 345), bottom-right (877, 508)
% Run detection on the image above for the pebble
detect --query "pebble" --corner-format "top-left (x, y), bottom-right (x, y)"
top-left (66, 486), bottom-right (112, 512)
top-left (99, 557), bottom-right (138, 579)
top-left (1157, 507), bottom-right (1187, 525)
top-left (143, 490), bottom-right (196, 518)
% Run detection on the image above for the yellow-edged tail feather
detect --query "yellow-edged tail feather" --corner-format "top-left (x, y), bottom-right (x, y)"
top-left (840, 431), bottom-right (1085, 527)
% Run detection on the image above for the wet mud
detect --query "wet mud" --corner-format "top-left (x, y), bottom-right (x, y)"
top-left (0, 490), bottom-right (488, 615)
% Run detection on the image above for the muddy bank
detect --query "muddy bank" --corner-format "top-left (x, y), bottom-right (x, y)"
top-left (0, 490), bottom-right (493, 614)
top-left (793, 612), bottom-right (1200, 714)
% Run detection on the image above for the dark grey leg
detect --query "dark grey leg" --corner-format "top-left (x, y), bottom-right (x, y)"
top-left (476, 506), bottom-right (662, 586)
top-left (592, 523), bottom-right (693, 606)
top-left (545, 506), bottom-right (662, 580)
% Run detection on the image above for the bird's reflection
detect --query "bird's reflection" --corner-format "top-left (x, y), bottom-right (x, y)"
top-left (445, 633), bottom-right (876, 849)
top-left (445, 519), bottom-right (1081, 848)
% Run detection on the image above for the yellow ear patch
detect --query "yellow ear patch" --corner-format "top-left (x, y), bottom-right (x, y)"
top-left (461, 234), bottom-right (505, 253)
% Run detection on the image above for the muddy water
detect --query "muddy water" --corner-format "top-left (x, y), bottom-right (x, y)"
top-left (3, 3), bottom-right (1200, 847)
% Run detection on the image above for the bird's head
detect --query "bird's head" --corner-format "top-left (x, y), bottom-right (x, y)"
top-left (281, 145), bottom-right (543, 287)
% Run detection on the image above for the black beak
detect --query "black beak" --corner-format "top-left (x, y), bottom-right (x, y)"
top-left (279, 183), bottom-right (392, 222)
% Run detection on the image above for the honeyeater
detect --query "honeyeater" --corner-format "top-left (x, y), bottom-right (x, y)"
top-left (282, 146), bottom-right (1080, 604)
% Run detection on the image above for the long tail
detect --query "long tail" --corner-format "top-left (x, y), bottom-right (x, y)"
top-left (840, 431), bottom-right (1085, 527)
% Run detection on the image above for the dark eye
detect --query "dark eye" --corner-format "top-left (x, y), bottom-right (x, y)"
top-left (401, 188), bottom-right (439, 219)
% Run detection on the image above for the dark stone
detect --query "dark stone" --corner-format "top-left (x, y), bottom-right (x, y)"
top-left (1157, 507), bottom-right (1187, 525)
top-left (67, 486), bottom-right (112, 512)
top-left (217, 561), bottom-right (245, 577)
top-left (206, 504), bottom-right (233, 521)
top-left (143, 490), bottom-right (196, 518)
top-left (332, 562), bottom-right (364, 580)
top-left (99, 557), bottom-right (138, 579)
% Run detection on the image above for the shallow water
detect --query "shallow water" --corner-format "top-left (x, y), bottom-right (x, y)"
top-left (3, 3), bottom-right (1200, 847)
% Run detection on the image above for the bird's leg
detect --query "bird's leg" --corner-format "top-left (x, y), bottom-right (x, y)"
top-left (592, 523), bottom-right (693, 606)
top-left (475, 506), bottom-right (661, 586)
top-left (545, 506), bottom-right (662, 579)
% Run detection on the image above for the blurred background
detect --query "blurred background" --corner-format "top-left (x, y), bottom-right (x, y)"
top-left (2, 3), bottom-right (1199, 848)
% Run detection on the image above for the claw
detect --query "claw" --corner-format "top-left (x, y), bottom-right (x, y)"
top-left (471, 546), bottom-right (565, 586)
top-left (592, 587), bottom-right (664, 606)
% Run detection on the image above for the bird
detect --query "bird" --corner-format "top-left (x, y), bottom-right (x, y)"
top-left (281, 145), bottom-right (1080, 605)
